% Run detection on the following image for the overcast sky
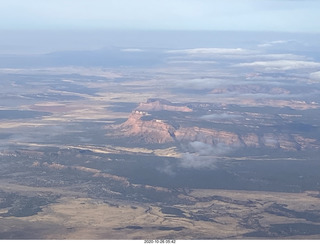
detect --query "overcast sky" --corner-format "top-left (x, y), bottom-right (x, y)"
top-left (0, 0), bottom-right (319, 32)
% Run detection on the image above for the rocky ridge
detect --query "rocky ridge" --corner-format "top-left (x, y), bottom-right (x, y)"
top-left (109, 99), bottom-right (319, 151)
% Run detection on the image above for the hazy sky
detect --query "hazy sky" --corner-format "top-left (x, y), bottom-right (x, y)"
top-left (0, 0), bottom-right (319, 32)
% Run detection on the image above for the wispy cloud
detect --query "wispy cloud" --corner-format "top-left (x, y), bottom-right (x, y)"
top-left (257, 40), bottom-right (291, 48)
top-left (179, 141), bottom-right (232, 169)
top-left (310, 71), bottom-right (320, 82)
top-left (167, 48), bottom-right (250, 56)
top-left (235, 60), bottom-right (320, 71)
top-left (166, 47), bottom-right (308, 64)
top-left (121, 48), bottom-right (144, 52)
top-left (167, 60), bottom-right (217, 65)
top-left (172, 78), bottom-right (225, 90)
top-left (200, 113), bottom-right (242, 120)
top-left (157, 160), bottom-right (176, 176)
top-left (255, 53), bottom-right (307, 61)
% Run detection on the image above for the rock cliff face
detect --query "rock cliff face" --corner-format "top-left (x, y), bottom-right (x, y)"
top-left (119, 113), bottom-right (243, 145)
top-left (110, 99), bottom-right (319, 151)
top-left (119, 111), bottom-right (176, 143)
top-left (175, 127), bottom-right (241, 146)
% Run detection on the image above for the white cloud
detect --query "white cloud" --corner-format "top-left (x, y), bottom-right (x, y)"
top-left (201, 113), bottom-right (242, 120)
top-left (257, 40), bottom-right (290, 48)
top-left (167, 48), bottom-right (308, 64)
top-left (180, 152), bottom-right (217, 169)
top-left (255, 53), bottom-right (307, 61)
top-left (167, 60), bottom-right (217, 65)
top-left (179, 141), bottom-right (232, 169)
top-left (121, 48), bottom-right (144, 52)
top-left (309, 71), bottom-right (320, 82)
top-left (235, 60), bottom-right (320, 71)
top-left (173, 78), bottom-right (224, 90)
top-left (167, 48), bottom-right (249, 56)
top-left (157, 161), bottom-right (176, 176)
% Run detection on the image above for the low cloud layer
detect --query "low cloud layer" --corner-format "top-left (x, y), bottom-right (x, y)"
top-left (257, 40), bottom-right (291, 48)
top-left (121, 48), bottom-right (144, 52)
top-left (157, 142), bottom-right (234, 175)
top-left (310, 71), bottom-right (320, 82)
top-left (157, 160), bottom-right (176, 176)
top-left (179, 141), bottom-right (232, 169)
top-left (200, 113), bottom-right (242, 120)
top-left (167, 48), bottom-right (250, 56)
top-left (171, 78), bottom-right (225, 91)
top-left (255, 53), bottom-right (307, 61)
top-left (235, 60), bottom-right (320, 71)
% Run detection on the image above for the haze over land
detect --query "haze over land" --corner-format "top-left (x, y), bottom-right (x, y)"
top-left (1, 0), bottom-right (320, 240)
top-left (0, 29), bottom-right (320, 239)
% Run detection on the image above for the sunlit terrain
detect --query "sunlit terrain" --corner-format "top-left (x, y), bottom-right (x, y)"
top-left (0, 31), bottom-right (320, 239)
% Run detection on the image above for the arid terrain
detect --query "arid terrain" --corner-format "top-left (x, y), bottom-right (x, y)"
top-left (1, 35), bottom-right (320, 239)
